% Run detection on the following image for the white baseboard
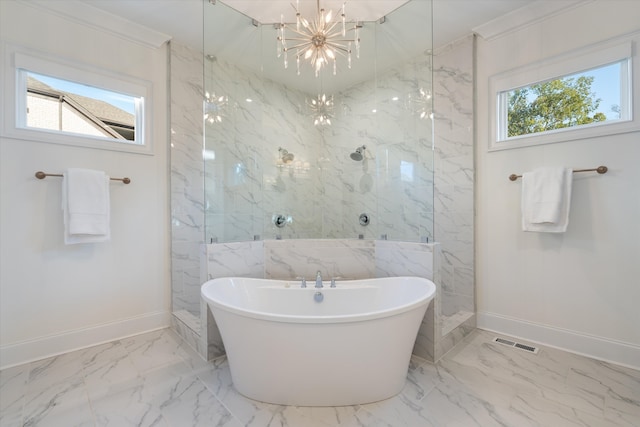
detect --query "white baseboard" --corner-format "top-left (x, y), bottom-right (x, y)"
top-left (0, 311), bottom-right (171, 370)
top-left (477, 312), bottom-right (640, 370)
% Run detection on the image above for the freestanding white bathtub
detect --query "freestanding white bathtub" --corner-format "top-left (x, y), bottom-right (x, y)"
top-left (201, 276), bottom-right (436, 406)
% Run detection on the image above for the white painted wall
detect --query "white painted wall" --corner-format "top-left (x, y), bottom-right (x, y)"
top-left (0, 1), bottom-right (171, 369)
top-left (476, 0), bottom-right (640, 368)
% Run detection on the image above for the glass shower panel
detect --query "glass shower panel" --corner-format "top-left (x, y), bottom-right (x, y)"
top-left (204, 2), bottom-right (265, 243)
top-left (203, 0), bottom-right (434, 243)
top-left (373, 1), bottom-right (434, 242)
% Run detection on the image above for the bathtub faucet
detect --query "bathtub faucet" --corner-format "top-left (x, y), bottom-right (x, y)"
top-left (315, 271), bottom-right (323, 288)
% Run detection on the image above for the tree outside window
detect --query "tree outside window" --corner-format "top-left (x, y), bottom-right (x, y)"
top-left (505, 61), bottom-right (623, 139)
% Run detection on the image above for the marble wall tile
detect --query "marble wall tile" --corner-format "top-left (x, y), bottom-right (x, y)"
top-left (206, 214), bottom-right (264, 244)
top-left (328, 53), bottom-right (434, 243)
top-left (171, 42), bottom-right (206, 322)
top-left (441, 292), bottom-right (474, 318)
top-left (172, 240), bottom-right (204, 315)
top-left (433, 35), bottom-right (475, 347)
top-left (203, 56), bottom-right (323, 245)
top-left (375, 241), bottom-right (435, 279)
top-left (205, 241), bottom-right (264, 280)
top-left (413, 300), bottom-right (436, 362)
top-left (264, 239), bottom-right (376, 280)
top-left (171, 314), bottom-right (204, 357)
top-left (435, 313), bottom-right (476, 360)
top-left (202, 298), bottom-right (225, 360)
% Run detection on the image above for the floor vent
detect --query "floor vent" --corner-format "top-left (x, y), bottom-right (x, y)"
top-left (492, 337), bottom-right (539, 354)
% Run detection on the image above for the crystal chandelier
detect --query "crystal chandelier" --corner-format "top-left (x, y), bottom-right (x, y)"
top-left (277, 0), bottom-right (362, 77)
top-left (307, 93), bottom-right (334, 126)
top-left (409, 87), bottom-right (432, 120)
top-left (204, 54), bottom-right (228, 124)
top-left (204, 91), bottom-right (228, 124)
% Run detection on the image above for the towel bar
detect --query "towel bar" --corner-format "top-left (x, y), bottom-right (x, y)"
top-left (35, 171), bottom-right (131, 184)
top-left (509, 166), bottom-right (607, 181)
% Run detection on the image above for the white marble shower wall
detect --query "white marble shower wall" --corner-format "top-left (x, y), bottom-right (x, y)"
top-left (204, 56), bottom-right (323, 243)
top-left (202, 40), bottom-right (434, 244)
top-left (200, 239), bottom-right (440, 361)
top-left (432, 36), bottom-right (475, 349)
top-left (264, 239), bottom-right (376, 280)
top-left (321, 51), bottom-right (434, 242)
top-left (170, 42), bottom-right (206, 318)
top-left (202, 240), bottom-right (265, 280)
top-left (201, 239), bottom-right (434, 284)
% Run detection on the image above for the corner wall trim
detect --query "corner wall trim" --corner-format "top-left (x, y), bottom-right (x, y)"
top-left (477, 312), bottom-right (640, 371)
top-left (472, 0), bottom-right (589, 42)
top-left (28, 0), bottom-right (171, 48)
top-left (0, 311), bottom-right (171, 370)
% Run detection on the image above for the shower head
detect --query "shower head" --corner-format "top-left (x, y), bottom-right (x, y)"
top-left (279, 147), bottom-right (294, 164)
top-left (350, 145), bottom-right (366, 161)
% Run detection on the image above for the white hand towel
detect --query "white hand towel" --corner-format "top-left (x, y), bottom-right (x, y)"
top-left (62, 168), bottom-right (111, 244)
top-left (521, 167), bottom-right (572, 233)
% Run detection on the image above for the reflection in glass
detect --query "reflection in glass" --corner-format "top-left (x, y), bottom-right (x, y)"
top-left (307, 93), bottom-right (334, 126)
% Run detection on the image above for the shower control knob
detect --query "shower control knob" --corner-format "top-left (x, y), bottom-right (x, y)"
top-left (359, 213), bottom-right (370, 226)
top-left (273, 214), bottom-right (287, 228)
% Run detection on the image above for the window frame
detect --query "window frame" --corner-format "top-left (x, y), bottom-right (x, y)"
top-left (2, 44), bottom-right (153, 155)
top-left (488, 33), bottom-right (640, 151)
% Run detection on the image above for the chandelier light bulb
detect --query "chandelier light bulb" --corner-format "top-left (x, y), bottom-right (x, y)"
top-left (413, 87), bottom-right (433, 120)
top-left (307, 93), bottom-right (334, 126)
top-left (204, 92), bottom-right (228, 124)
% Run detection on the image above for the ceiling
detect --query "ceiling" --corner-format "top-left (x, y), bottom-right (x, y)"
top-left (80, 0), bottom-right (533, 94)
top-left (219, 0), bottom-right (412, 22)
top-left (82, 0), bottom-right (532, 52)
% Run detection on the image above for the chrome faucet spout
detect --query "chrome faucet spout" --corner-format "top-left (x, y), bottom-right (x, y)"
top-left (315, 271), bottom-right (323, 288)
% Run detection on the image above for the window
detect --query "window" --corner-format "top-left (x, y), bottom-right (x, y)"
top-left (488, 34), bottom-right (639, 151)
top-left (2, 46), bottom-right (152, 154)
top-left (504, 61), bottom-right (626, 139)
top-left (24, 72), bottom-right (140, 142)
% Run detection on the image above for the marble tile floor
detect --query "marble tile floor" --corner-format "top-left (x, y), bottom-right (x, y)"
top-left (1, 328), bottom-right (638, 427)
